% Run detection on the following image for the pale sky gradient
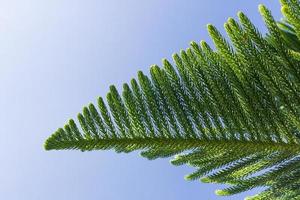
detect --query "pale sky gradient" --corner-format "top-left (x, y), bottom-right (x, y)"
top-left (0, 1), bottom-right (281, 199)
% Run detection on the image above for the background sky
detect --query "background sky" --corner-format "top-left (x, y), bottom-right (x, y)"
top-left (0, 1), bottom-right (282, 200)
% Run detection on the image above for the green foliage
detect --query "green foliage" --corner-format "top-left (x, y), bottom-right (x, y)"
top-left (45, 1), bottom-right (300, 199)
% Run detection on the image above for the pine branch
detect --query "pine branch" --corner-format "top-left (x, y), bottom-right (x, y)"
top-left (45, 1), bottom-right (300, 199)
top-left (45, 133), bottom-right (300, 153)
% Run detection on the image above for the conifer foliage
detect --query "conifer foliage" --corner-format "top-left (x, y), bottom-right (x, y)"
top-left (45, 0), bottom-right (300, 199)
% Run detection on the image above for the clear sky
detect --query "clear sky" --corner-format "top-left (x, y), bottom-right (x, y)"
top-left (0, 1), bottom-right (281, 200)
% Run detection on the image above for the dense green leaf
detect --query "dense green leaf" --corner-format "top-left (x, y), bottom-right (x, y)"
top-left (45, 1), bottom-right (300, 199)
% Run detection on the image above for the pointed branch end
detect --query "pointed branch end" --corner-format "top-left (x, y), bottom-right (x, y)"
top-left (215, 189), bottom-right (229, 196)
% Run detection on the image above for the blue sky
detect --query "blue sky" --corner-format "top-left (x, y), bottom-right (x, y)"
top-left (0, 1), bottom-right (281, 199)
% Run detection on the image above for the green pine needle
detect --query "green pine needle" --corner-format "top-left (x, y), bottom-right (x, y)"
top-left (44, 0), bottom-right (300, 199)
